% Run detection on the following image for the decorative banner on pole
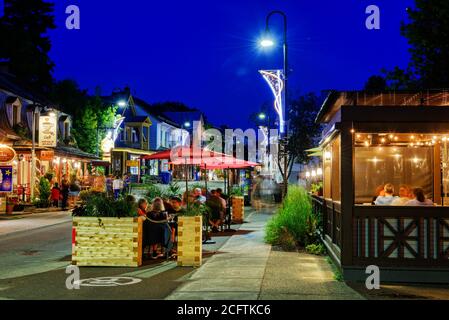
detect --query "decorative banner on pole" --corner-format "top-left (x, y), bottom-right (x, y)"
top-left (0, 166), bottom-right (13, 193)
top-left (259, 69), bottom-right (285, 134)
top-left (38, 115), bottom-right (57, 147)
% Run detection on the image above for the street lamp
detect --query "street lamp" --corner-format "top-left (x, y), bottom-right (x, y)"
top-left (260, 10), bottom-right (289, 199)
top-left (31, 105), bottom-right (55, 200)
top-left (117, 100), bottom-right (127, 108)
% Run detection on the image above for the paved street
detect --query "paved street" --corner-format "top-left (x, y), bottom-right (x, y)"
top-left (2, 208), bottom-right (448, 300)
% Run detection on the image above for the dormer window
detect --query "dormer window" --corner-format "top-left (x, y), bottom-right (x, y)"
top-left (5, 97), bottom-right (22, 127)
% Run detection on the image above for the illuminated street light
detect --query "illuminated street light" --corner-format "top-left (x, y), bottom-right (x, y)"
top-left (258, 113), bottom-right (267, 120)
top-left (184, 121), bottom-right (191, 128)
top-left (117, 100), bottom-right (127, 107)
top-left (260, 38), bottom-right (274, 48)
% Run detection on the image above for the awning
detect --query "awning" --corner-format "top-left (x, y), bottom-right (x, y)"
top-left (91, 160), bottom-right (111, 167)
top-left (143, 146), bottom-right (260, 169)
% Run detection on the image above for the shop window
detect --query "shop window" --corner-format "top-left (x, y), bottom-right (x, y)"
top-left (354, 133), bottom-right (438, 205)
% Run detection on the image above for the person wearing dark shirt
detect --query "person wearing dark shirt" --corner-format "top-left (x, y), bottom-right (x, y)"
top-left (206, 190), bottom-right (225, 232)
top-left (61, 176), bottom-right (70, 211)
top-left (147, 198), bottom-right (169, 259)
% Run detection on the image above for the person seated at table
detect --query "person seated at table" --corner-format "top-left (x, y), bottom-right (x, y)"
top-left (391, 184), bottom-right (413, 206)
top-left (147, 198), bottom-right (170, 259)
top-left (371, 185), bottom-right (386, 204)
top-left (206, 189), bottom-right (225, 232)
top-left (166, 196), bottom-right (186, 257)
top-left (374, 183), bottom-right (398, 205)
top-left (193, 188), bottom-right (206, 204)
top-left (405, 188), bottom-right (434, 206)
top-left (137, 198), bottom-right (150, 258)
top-left (216, 188), bottom-right (228, 201)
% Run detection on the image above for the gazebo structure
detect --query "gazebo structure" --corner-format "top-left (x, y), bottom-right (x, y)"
top-left (313, 90), bottom-right (449, 283)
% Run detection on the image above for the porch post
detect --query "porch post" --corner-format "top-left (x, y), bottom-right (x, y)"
top-left (340, 125), bottom-right (354, 267)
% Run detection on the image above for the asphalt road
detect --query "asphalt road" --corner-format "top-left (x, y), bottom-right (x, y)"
top-left (0, 218), bottom-right (234, 300)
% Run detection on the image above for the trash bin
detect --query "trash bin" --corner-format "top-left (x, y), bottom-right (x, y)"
top-left (159, 172), bottom-right (172, 184)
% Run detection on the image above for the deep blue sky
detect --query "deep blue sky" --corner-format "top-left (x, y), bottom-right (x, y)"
top-left (49, 0), bottom-right (414, 128)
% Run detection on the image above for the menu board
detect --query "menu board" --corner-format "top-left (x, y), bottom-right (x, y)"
top-left (38, 115), bottom-right (57, 147)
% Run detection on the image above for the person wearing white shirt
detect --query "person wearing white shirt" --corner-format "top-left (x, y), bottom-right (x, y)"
top-left (374, 183), bottom-right (398, 205)
top-left (113, 176), bottom-right (122, 200)
top-left (391, 184), bottom-right (413, 206)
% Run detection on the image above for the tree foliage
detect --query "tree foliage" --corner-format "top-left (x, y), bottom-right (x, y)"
top-left (368, 0), bottom-right (449, 89)
top-left (283, 93), bottom-right (322, 177)
top-left (0, 0), bottom-right (56, 93)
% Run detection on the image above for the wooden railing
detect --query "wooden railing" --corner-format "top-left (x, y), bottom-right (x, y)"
top-left (311, 195), bottom-right (341, 248)
top-left (353, 206), bottom-right (449, 267)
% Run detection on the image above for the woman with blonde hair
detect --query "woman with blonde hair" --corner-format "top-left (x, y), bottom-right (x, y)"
top-left (147, 197), bottom-right (170, 259)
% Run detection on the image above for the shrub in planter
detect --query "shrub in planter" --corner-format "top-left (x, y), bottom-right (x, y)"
top-left (265, 185), bottom-right (321, 248)
top-left (72, 193), bottom-right (142, 267)
top-left (34, 177), bottom-right (51, 208)
top-left (145, 184), bottom-right (164, 201)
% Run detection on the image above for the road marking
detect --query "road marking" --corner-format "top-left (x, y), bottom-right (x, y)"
top-left (121, 261), bottom-right (177, 279)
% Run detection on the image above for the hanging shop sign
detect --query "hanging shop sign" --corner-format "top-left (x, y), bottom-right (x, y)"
top-left (39, 150), bottom-right (55, 161)
top-left (126, 160), bottom-right (139, 167)
top-left (38, 115), bottom-right (57, 147)
top-left (0, 145), bottom-right (16, 163)
top-left (0, 166), bottom-right (13, 192)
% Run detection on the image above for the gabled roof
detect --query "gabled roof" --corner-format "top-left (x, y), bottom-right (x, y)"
top-left (0, 72), bottom-right (53, 106)
top-left (133, 97), bottom-right (180, 127)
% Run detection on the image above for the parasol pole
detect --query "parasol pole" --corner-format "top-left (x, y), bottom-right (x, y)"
top-left (185, 157), bottom-right (189, 209)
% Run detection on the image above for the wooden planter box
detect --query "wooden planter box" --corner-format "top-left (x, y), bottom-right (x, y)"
top-left (72, 217), bottom-right (143, 267)
top-left (177, 216), bottom-right (202, 267)
top-left (231, 196), bottom-right (245, 223)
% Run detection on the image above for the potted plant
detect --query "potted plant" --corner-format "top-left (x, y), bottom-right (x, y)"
top-left (71, 192), bottom-right (143, 267)
top-left (230, 186), bottom-right (245, 223)
top-left (177, 202), bottom-right (204, 267)
top-left (5, 196), bottom-right (18, 214)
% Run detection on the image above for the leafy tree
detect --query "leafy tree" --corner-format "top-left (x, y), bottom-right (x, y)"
top-left (364, 75), bottom-right (388, 91)
top-left (71, 96), bottom-right (118, 155)
top-left (51, 79), bottom-right (88, 116)
top-left (72, 103), bottom-right (98, 154)
top-left (367, 0), bottom-right (449, 89)
top-left (281, 93), bottom-right (322, 180)
top-left (0, 0), bottom-right (56, 93)
top-left (401, 0), bottom-right (449, 88)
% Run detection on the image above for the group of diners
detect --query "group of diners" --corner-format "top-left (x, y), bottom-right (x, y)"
top-left (372, 183), bottom-right (434, 206)
top-left (135, 187), bottom-right (230, 260)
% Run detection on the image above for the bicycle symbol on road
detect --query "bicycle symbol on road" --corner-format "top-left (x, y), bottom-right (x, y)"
top-left (74, 276), bottom-right (142, 287)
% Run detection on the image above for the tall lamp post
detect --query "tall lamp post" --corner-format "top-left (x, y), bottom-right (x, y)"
top-left (260, 10), bottom-right (289, 199)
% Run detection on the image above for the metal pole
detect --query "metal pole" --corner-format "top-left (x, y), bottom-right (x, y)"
top-left (30, 107), bottom-right (38, 200)
top-left (266, 10), bottom-right (289, 199)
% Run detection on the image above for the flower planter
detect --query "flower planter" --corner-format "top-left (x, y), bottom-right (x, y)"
top-left (6, 204), bottom-right (14, 214)
top-left (231, 196), bottom-right (245, 223)
top-left (177, 216), bottom-right (202, 267)
top-left (72, 217), bottom-right (143, 267)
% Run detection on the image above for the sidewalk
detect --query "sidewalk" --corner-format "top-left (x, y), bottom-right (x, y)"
top-left (0, 211), bottom-right (72, 237)
top-left (166, 208), bottom-right (363, 300)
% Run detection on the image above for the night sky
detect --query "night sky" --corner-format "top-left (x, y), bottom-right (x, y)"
top-left (48, 0), bottom-right (414, 128)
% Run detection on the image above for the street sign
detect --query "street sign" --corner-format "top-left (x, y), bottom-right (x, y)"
top-left (0, 166), bottom-right (13, 193)
top-left (38, 115), bottom-right (57, 147)
top-left (39, 150), bottom-right (55, 161)
top-left (126, 160), bottom-right (139, 167)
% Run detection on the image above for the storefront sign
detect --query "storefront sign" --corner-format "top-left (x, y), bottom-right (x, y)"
top-left (38, 115), bottom-right (57, 147)
top-left (39, 150), bottom-right (54, 161)
top-left (126, 160), bottom-right (139, 167)
top-left (0, 166), bottom-right (13, 192)
top-left (0, 145), bottom-right (16, 163)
